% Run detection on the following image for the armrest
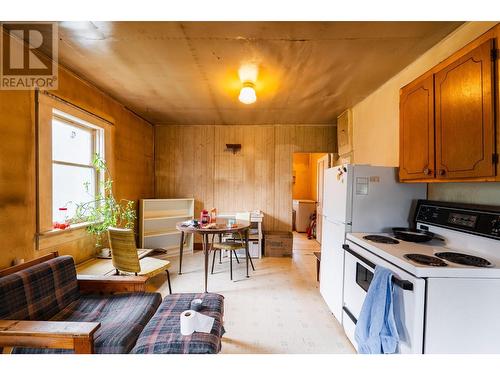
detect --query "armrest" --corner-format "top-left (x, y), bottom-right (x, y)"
top-left (77, 274), bottom-right (148, 293)
top-left (0, 320), bottom-right (100, 354)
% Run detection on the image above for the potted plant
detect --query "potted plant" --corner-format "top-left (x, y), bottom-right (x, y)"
top-left (72, 154), bottom-right (136, 257)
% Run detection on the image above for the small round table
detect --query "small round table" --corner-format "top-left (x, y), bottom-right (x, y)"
top-left (176, 221), bottom-right (251, 292)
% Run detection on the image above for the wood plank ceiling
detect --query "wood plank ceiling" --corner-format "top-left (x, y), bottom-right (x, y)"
top-left (53, 21), bottom-right (462, 125)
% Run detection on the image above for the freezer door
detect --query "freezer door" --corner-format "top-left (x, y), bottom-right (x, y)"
top-left (323, 166), bottom-right (352, 224)
top-left (350, 165), bottom-right (426, 232)
top-left (319, 218), bottom-right (348, 322)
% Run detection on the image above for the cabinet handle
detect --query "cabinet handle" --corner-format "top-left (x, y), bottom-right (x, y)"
top-left (423, 168), bottom-right (432, 175)
top-left (439, 169), bottom-right (446, 176)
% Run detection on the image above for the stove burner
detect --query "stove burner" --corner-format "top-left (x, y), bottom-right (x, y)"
top-left (363, 235), bottom-right (399, 244)
top-left (435, 252), bottom-right (492, 268)
top-left (404, 254), bottom-right (448, 267)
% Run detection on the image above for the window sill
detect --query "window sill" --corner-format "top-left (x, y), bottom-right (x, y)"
top-left (36, 222), bottom-right (96, 250)
top-left (38, 222), bottom-right (92, 238)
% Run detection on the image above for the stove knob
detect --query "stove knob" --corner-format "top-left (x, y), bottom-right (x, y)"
top-left (491, 218), bottom-right (500, 235)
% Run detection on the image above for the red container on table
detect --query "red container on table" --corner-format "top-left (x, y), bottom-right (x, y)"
top-left (200, 209), bottom-right (211, 225)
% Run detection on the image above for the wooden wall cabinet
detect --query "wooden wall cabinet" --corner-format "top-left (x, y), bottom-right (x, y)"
top-left (399, 75), bottom-right (435, 180)
top-left (435, 39), bottom-right (495, 179)
top-left (399, 37), bottom-right (498, 182)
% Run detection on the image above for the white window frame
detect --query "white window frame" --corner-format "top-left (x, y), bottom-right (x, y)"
top-left (51, 109), bottom-right (105, 223)
top-left (36, 92), bottom-right (112, 251)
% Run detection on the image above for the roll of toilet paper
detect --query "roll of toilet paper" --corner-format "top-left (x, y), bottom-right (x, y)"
top-left (180, 310), bottom-right (215, 336)
top-left (180, 310), bottom-right (197, 335)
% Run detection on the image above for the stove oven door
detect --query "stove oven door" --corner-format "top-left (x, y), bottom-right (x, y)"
top-left (342, 239), bottom-right (426, 354)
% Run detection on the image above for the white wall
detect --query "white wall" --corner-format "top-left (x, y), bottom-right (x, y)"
top-left (350, 21), bottom-right (500, 206)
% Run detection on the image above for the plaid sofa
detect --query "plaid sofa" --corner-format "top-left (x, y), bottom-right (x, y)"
top-left (131, 293), bottom-right (225, 354)
top-left (0, 255), bottom-right (162, 354)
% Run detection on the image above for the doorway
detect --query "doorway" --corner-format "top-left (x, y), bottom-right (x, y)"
top-left (292, 153), bottom-right (328, 242)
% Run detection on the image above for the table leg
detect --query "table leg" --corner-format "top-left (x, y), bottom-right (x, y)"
top-left (316, 259), bottom-right (320, 282)
top-left (218, 234), bottom-right (222, 264)
top-left (230, 249), bottom-right (233, 280)
top-left (210, 234), bottom-right (217, 274)
top-left (178, 230), bottom-right (185, 275)
top-left (203, 234), bottom-right (209, 293)
top-left (248, 253), bottom-right (256, 271)
top-left (245, 229), bottom-right (250, 278)
top-left (211, 248), bottom-right (217, 274)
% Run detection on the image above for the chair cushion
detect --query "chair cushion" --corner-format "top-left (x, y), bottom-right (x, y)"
top-left (131, 293), bottom-right (224, 354)
top-left (137, 257), bottom-right (170, 278)
top-left (0, 256), bottom-right (79, 321)
top-left (12, 292), bottom-right (162, 354)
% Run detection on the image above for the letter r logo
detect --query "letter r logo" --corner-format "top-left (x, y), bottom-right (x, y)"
top-left (1, 23), bottom-right (54, 76)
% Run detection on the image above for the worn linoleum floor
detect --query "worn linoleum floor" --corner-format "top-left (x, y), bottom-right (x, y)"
top-left (145, 232), bottom-right (355, 354)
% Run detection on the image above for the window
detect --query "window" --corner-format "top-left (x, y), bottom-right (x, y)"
top-left (51, 109), bottom-right (104, 223)
top-left (37, 93), bottom-right (110, 245)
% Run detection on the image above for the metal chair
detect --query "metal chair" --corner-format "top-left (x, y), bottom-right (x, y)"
top-left (107, 227), bottom-right (172, 294)
top-left (211, 212), bottom-right (255, 280)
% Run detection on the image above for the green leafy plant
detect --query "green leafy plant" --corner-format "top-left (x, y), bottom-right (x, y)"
top-left (73, 154), bottom-right (136, 247)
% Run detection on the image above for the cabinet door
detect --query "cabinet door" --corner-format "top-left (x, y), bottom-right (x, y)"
top-left (435, 39), bottom-right (495, 179)
top-left (399, 75), bottom-right (435, 180)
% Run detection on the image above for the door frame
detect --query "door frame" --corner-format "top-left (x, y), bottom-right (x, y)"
top-left (316, 153), bottom-right (331, 244)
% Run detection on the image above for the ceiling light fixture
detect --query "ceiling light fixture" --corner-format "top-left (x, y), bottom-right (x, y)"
top-left (239, 81), bottom-right (257, 105)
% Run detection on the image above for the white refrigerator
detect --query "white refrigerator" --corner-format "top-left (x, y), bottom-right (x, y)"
top-left (319, 164), bottom-right (427, 322)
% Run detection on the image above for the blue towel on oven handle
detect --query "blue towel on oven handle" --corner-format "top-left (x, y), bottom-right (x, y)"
top-left (354, 265), bottom-right (399, 354)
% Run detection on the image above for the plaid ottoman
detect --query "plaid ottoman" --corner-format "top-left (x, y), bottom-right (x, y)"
top-left (131, 293), bottom-right (225, 354)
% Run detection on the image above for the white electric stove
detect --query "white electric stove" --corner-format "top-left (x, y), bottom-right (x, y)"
top-left (341, 200), bottom-right (500, 354)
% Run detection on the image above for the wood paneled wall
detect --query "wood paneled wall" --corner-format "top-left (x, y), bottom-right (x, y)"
top-left (0, 65), bottom-right (154, 269)
top-left (155, 125), bottom-right (336, 232)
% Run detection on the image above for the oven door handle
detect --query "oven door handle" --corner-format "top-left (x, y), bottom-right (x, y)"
top-left (343, 244), bottom-right (375, 268)
top-left (342, 244), bottom-right (414, 291)
top-left (392, 277), bottom-right (414, 291)
top-left (342, 306), bottom-right (357, 324)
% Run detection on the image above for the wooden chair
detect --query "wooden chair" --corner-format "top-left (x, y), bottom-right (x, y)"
top-left (107, 227), bottom-right (172, 294)
top-left (211, 212), bottom-right (255, 280)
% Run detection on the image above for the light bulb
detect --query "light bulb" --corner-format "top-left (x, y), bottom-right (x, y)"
top-left (239, 83), bottom-right (257, 104)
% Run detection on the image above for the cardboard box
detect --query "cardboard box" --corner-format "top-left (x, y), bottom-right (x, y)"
top-left (264, 231), bottom-right (293, 257)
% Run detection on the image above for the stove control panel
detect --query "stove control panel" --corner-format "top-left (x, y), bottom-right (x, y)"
top-left (447, 212), bottom-right (478, 228)
top-left (415, 200), bottom-right (500, 240)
